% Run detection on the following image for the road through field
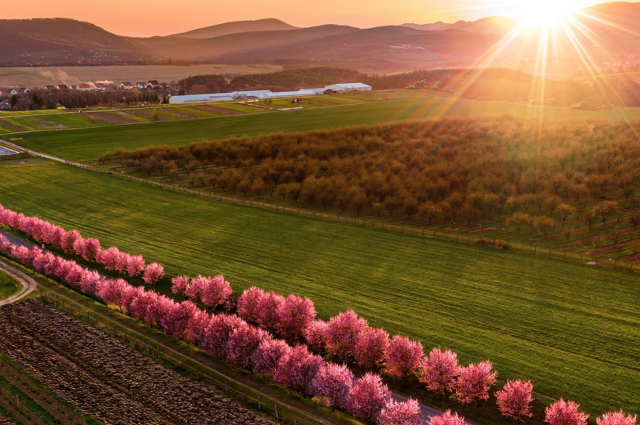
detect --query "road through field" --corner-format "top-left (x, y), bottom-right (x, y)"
top-left (0, 258), bottom-right (37, 307)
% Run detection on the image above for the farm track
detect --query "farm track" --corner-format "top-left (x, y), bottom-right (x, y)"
top-left (0, 257), bottom-right (37, 307)
top-left (0, 300), bottom-right (274, 425)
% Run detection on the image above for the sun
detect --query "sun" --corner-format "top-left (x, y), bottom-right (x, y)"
top-left (516, 0), bottom-right (583, 27)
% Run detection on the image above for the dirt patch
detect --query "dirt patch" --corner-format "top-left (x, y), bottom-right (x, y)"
top-left (162, 109), bottom-right (198, 119)
top-left (188, 105), bottom-right (245, 115)
top-left (126, 109), bottom-right (171, 121)
top-left (84, 112), bottom-right (137, 125)
top-left (0, 120), bottom-right (24, 132)
top-left (0, 300), bottom-right (272, 425)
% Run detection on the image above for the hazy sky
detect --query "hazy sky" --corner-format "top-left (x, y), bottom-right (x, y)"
top-left (2, 0), bottom-right (618, 37)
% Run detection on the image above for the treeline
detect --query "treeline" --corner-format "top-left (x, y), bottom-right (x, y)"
top-left (8, 90), bottom-right (163, 111)
top-left (101, 117), bottom-right (640, 236)
top-left (178, 66), bottom-right (608, 106)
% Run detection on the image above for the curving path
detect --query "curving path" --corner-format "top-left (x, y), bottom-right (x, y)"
top-left (0, 259), bottom-right (37, 307)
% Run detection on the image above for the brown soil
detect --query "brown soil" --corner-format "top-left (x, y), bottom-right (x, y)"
top-left (162, 109), bottom-right (198, 119)
top-left (0, 120), bottom-right (24, 132)
top-left (0, 300), bottom-right (272, 425)
top-left (125, 109), bottom-right (170, 121)
top-left (84, 112), bottom-right (137, 125)
top-left (188, 105), bottom-right (245, 115)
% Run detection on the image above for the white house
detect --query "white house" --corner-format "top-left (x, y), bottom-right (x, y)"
top-left (324, 83), bottom-right (372, 93)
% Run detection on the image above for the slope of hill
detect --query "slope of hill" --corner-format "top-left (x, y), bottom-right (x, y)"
top-left (403, 16), bottom-right (516, 35)
top-left (137, 25), bottom-right (360, 61)
top-left (169, 18), bottom-right (298, 39)
top-left (0, 18), bottom-right (157, 65)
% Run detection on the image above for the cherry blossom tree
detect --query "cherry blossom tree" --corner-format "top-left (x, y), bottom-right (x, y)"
top-left (597, 410), bottom-right (637, 425)
top-left (161, 300), bottom-right (198, 339)
top-left (455, 360), bottom-right (497, 404)
top-left (80, 238), bottom-right (101, 262)
top-left (126, 254), bottom-right (146, 277)
top-left (429, 410), bottom-right (467, 425)
top-left (79, 269), bottom-right (102, 295)
top-left (275, 344), bottom-right (324, 397)
top-left (115, 252), bottom-right (130, 275)
top-left (98, 247), bottom-right (121, 270)
top-left (312, 362), bottom-right (354, 411)
top-left (384, 335), bottom-right (423, 379)
top-left (495, 380), bottom-right (534, 422)
top-left (62, 230), bottom-right (81, 255)
top-left (256, 291), bottom-right (285, 330)
top-left (226, 322), bottom-right (269, 369)
top-left (545, 398), bottom-right (589, 425)
top-left (199, 275), bottom-right (232, 308)
top-left (171, 275), bottom-right (190, 295)
top-left (346, 372), bottom-right (391, 424)
top-left (142, 262), bottom-right (165, 285)
top-left (183, 308), bottom-right (210, 346)
top-left (419, 348), bottom-right (460, 395)
top-left (354, 327), bottom-right (389, 369)
top-left (304, 319), bottom-right (328, 352)
top-left (379, 399), bottom-right (422, 425)
top-left (33, 251), bottom-right (55, 274)
top-left (237, 287), bottom-right (265, 323)
top-left (325, 310), bottom-right (368, 361)
top-left (276, 294), bottom-right (316, 340)
top-left (72, 237), bottom-right (86, 257)
top-left (252, 338), bottom-right (292, 379)
top-left (201, 314), bottom-right (245, 357)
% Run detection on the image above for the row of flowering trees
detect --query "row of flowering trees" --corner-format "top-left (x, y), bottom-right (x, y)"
top-left (0, 205), bottom-right (637, 425)
top-left (0, 205), bottom-right (165, 285)
top-left (0, 233), bottom-right (424, 424)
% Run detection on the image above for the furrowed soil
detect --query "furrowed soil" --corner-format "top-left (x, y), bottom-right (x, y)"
top-left (0, 300), bottom-right (273, 425)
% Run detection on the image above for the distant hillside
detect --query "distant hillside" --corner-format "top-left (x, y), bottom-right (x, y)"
top-left (403, 16), bottom-right (516, 35)
top-left (0, 18), bottom-right (157, 65)
top-left (138, 25), bottom-right (360, 61)
top-left (215, 26), bottom-right (501, 72)
top-left (169, 18), bottom-right (298, 39)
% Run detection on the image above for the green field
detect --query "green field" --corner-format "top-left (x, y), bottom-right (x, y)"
top-left (14, 96), bottom-right (640, 162)
top-left (0, 159), bottom-right (638, 416)
top-left (0, 270), bottom-right (20, 300)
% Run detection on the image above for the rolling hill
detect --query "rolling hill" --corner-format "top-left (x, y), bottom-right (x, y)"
top-left (2, 2), bottom-right (640, 72)
top-left (168, 18), bottom-right (298, 39)
top-left (403, 16), bottom-right (516, 35)
top-left (0, 18), bottom-right (158, 65)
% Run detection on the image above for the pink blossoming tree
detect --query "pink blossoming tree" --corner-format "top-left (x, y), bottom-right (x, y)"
top-left (495, 380), bottom-right (534, 422)
top-left (419, 348), bottom-right (460, 395)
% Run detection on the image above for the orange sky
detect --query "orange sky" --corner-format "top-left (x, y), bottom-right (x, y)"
top-left (2, 0), bottom-right (620, 37)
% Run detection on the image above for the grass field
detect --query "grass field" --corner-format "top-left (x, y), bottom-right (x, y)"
top-left (0, 270), bottom-right (20, 300)
top-left (0, 64), bottom-right (282, 87)
top-left (0, 159), bottom-right (638, 416)
top-left (14, 96), bottom-right (640, 162)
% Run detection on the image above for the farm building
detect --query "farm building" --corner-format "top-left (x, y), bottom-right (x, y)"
top-left (169, 85), bottom-right (361, 105)
top-left (169, 88), bottom-right (323, 104)
top-left (324, 83), bottom-right (371, 93)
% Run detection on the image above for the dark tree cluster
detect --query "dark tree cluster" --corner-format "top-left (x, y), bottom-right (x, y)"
top-left (102, 117), bottom-right (640, 235)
